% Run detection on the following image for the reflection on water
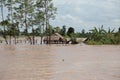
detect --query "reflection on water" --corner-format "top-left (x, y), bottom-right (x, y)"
top-left (0, 45), bottom-right (120, 80)
top-left (4, 45), bottom-right (16, 51)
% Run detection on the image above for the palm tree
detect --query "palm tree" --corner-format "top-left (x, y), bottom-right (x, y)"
top-left (104, 28), bottom-right (114, 38)
top-left (102, 28), bottom-right (115, 44)
top-left (90, 26), bottom-right (105, 41)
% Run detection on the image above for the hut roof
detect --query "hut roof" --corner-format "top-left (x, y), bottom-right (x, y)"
top-left (53, 33), bottom-right (64, 39)
top-left (44, 33), bottom-right (64, 41)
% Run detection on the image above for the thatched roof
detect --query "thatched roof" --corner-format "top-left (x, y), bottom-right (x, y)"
top-left (44, 33), bottom-right (65, 41)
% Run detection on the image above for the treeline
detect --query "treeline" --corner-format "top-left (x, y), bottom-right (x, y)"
top-left (86, 26), bottom-right (120, 45)
top-left (0, 0), bottom-right (56, 44)
top-left (51, 25), bottom-right (120, 45)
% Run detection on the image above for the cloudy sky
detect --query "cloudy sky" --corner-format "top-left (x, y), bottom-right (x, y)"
top-left (51, 0), bottom-right (120, 32)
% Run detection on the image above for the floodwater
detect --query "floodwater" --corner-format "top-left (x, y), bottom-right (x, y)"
top-left (0, 44), bottom-right (120, 80)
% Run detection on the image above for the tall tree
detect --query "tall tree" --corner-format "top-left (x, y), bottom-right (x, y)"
top-left (119, 27), bottom-right (120, 33)
top-left (27, 1), bottom-right (36, 45)
top-left (60, 25), bottom-right (66, 36)
top-left (67, 27), bottom-right (75, 37)
top-left (6, 0), bottom-right (16, 44)
top-left (0, 0), bottom-right (8, 44)
top-left (53, 26), bottom-right (61, 33)
top-left (43, 0), bottom-right (57, 44)
top-left (35, 0), bottom-right (45, 44)
top-left (14, 0), bottom-right (35, 44)
top-left (37, 0), bottom-right (56, 43)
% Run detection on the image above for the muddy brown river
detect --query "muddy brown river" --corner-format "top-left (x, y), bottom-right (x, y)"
top-left (0, 44), bottom-right (120, 80)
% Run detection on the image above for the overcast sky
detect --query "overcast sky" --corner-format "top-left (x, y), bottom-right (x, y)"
top-left (51, 0), bottom-right (120, 32)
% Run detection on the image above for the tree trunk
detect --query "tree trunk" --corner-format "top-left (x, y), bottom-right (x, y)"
top-left (32, 27), bottom-right (35, 45)
top-left (40, 36), bottom-right (42, 44)
top-left (3, 33), bottom-right (8, 44)
top-left (40, 24), bottom-right (44, 45)
top-left (24, 2), bottom-right (32, 45)
top-left (9, 34), bottom-right (12, 44)
top-left (45, 0), bottom-right (49, 44)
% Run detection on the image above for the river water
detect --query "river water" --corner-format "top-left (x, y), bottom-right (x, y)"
top-left (0, 44), bottom-right (120, 80)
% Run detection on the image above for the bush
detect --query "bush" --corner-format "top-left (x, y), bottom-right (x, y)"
top-left (86, 40), bottom-right (103, 45)
top-left (70, 33), bottom-right (79, 44)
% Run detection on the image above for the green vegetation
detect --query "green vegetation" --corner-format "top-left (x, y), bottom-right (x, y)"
top-left (86, 26), bottom-right (120, 45)
top-left (0, 0), bottom-right (120, 45)
top-left (53, 25), bottom-right (120, 45)
top-left (0, 0), bottom-right (56, 45)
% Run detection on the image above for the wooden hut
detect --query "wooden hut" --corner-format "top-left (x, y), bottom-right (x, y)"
top-left (43, 33), bottom-right (66, 44)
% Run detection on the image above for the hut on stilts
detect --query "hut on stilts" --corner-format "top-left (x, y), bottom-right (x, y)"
top-left (43, 33), bottom-right (66, 44)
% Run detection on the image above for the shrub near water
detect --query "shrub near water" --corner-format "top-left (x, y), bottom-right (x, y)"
top-left (87, 40), bottom-right (103, 45)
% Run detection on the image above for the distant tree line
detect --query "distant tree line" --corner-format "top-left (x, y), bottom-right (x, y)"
top-left (52, 25), bottom-right (120, 45)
